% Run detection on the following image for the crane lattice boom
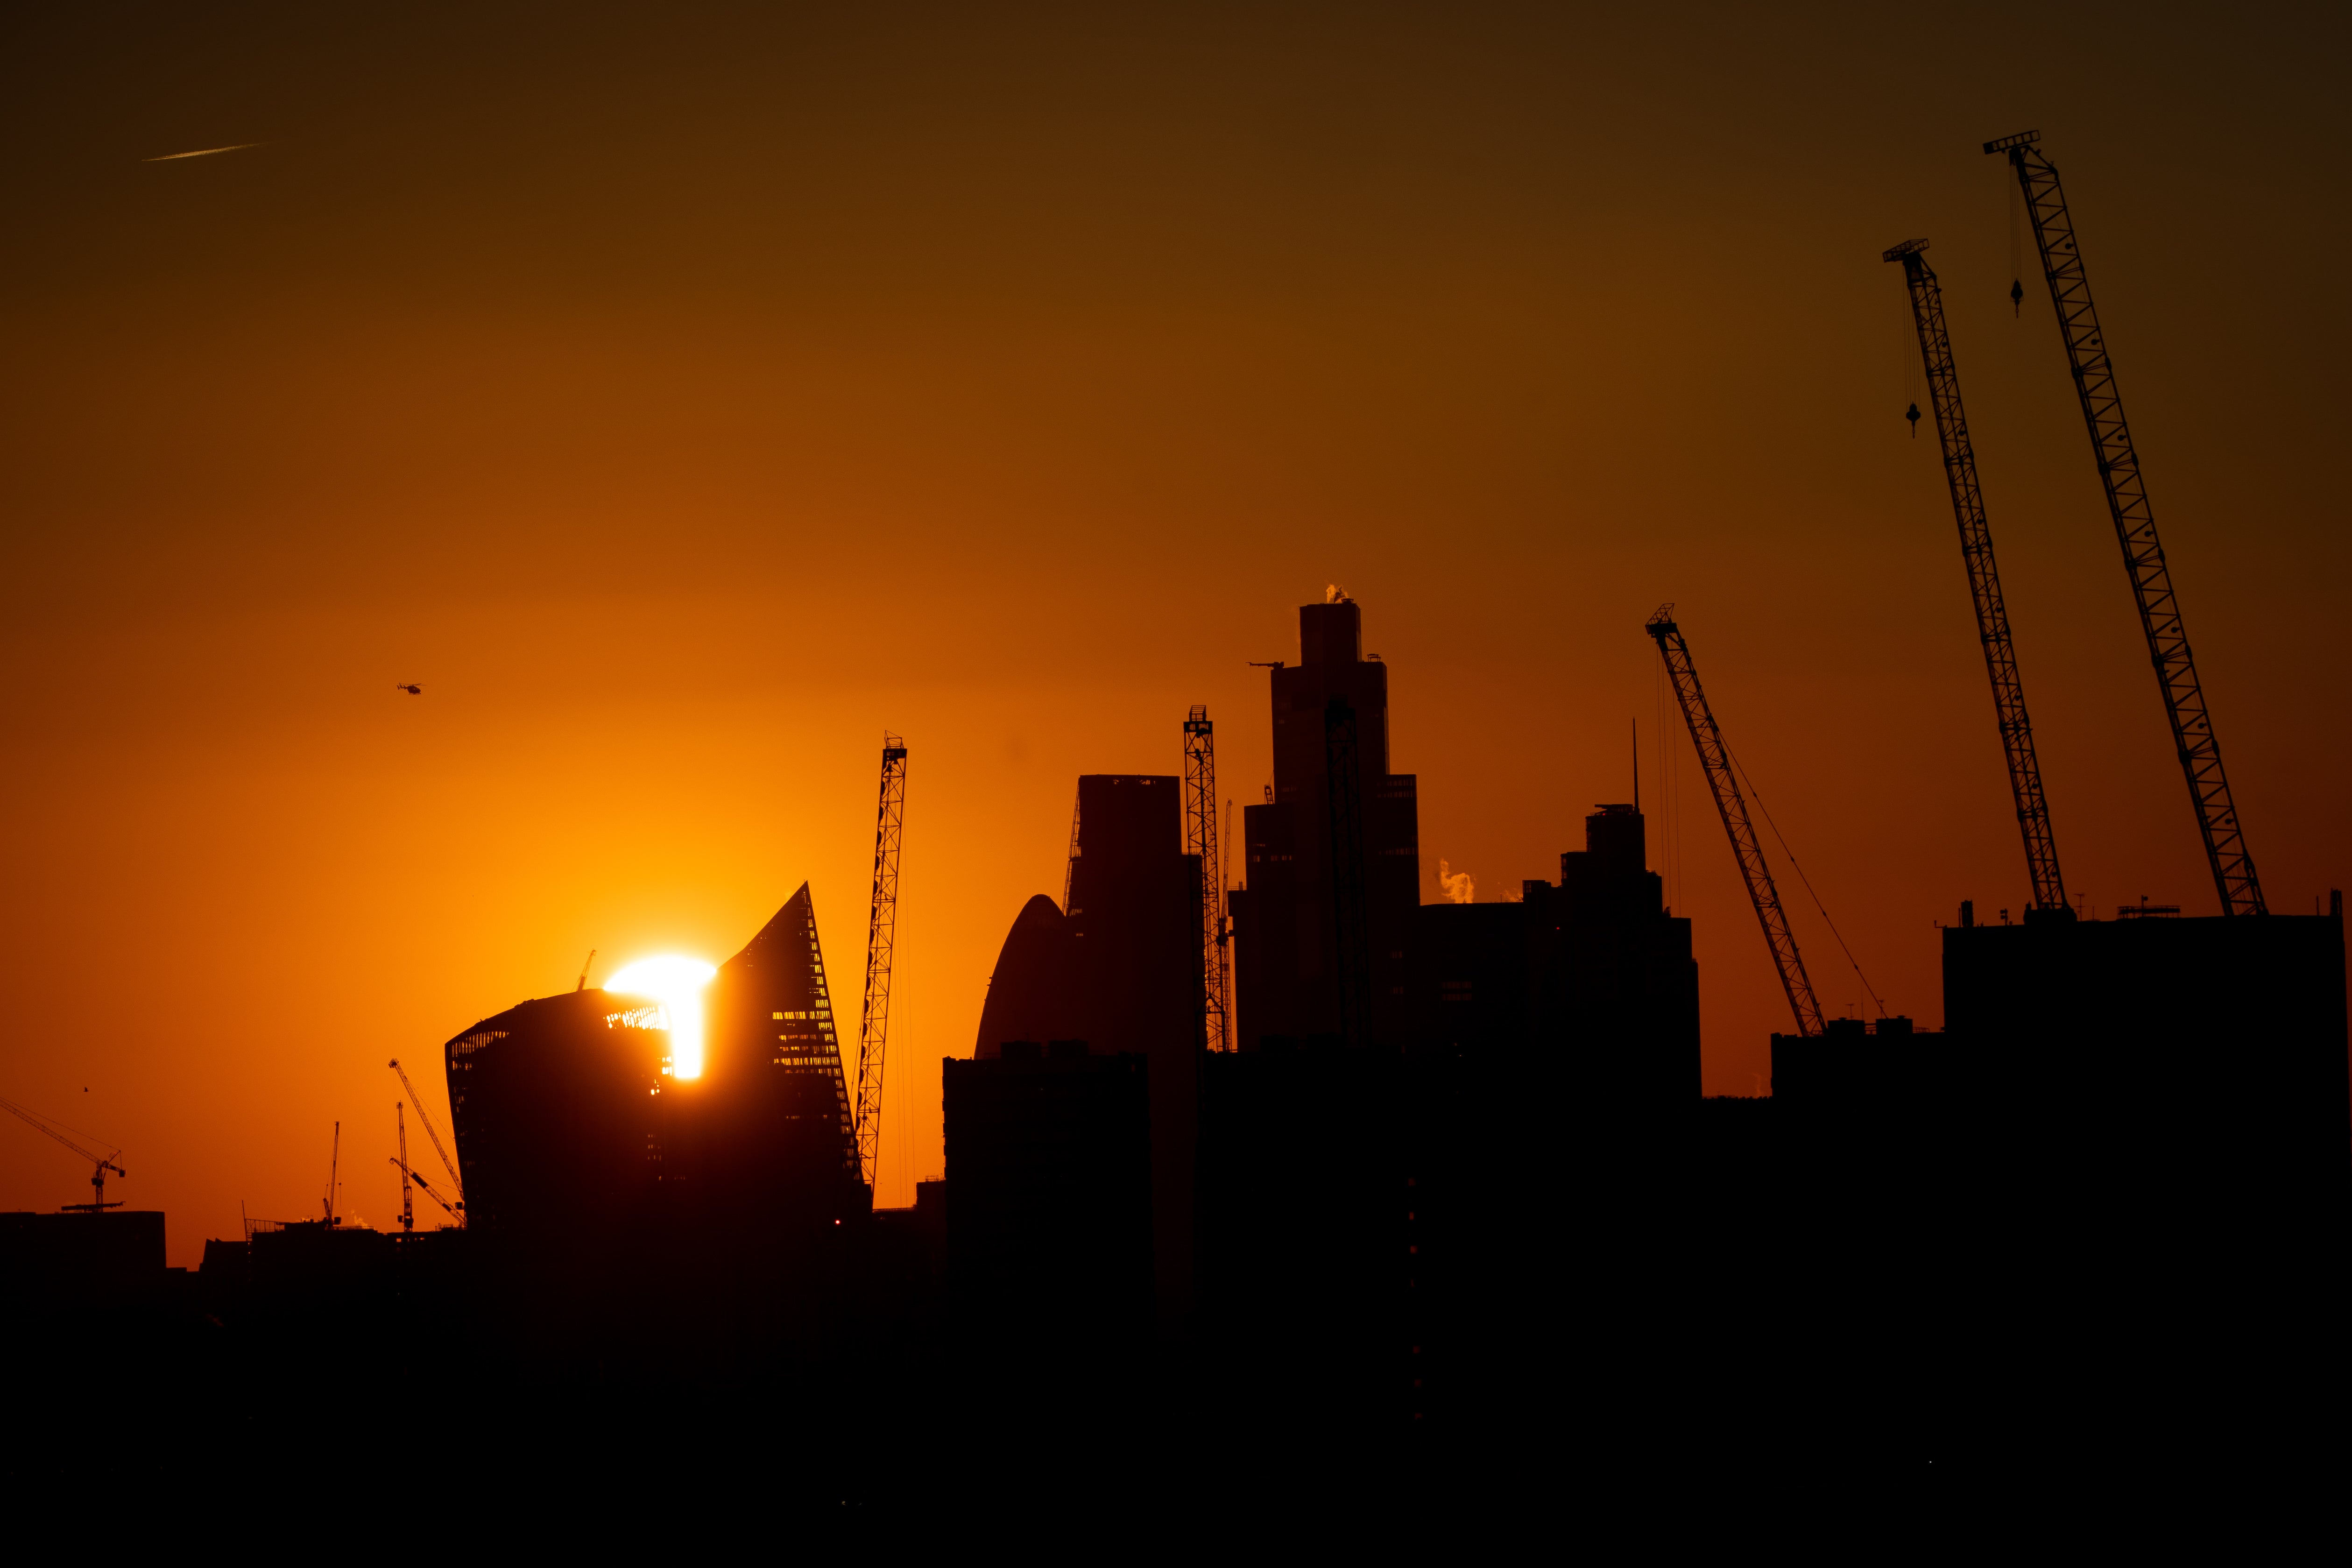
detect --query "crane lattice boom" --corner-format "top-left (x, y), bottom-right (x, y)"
top-left (853, 733), bottom-right (909, 1200)
top-left (1182, 706), bottom-right (1229, 1053)
top-left (388, 1156), bottom-right (460, 1222)
top-left (1886, 237), bottom-right (2069, 916)
top-left (1645, 606), bottom-right (1824, 1037)
top-left (388, 1059), bottom-right (463, 1220)
top-left (1988, 130), bottom-right (2263, 917)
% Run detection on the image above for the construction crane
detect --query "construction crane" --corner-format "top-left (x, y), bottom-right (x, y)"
top-left (0, 1095), bottom-right (126, 1212)
top-left (852, 733), bottom-right (909, 1201)
top-left (1886, 237), bottom-right (2070, 918)
top-left (323, 1120), bottom-right (341, 1226)
top-left (388, 1059), bottom-right (464, 1221)
top-left (575, 949), bottom-right (596, 991)
top-left (1988, 130), bottom-right (2264, 917)
top-left (395, 1102), bottom-right (415, 1233)
top-left (1646, 606), bottom-right (1825, 1037)
top-left (1182, 706), bottom-right (1230, 1053)
top-left (386, 1156), bottom-right (461, 1223)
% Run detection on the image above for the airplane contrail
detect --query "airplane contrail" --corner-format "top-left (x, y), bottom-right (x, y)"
top-left (144, 143), bottom-right (262, 162)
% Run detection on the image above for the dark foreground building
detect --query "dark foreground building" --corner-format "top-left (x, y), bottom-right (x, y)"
top-left (1411, 801), bottom-right (1699, 1107)
top-left (442, 881), bottom-right (866, 1364)
top-left (0, 1209), bottom-right (166, 1309)
top-left (1942, 901), bottom-right (2350, 1412)
top-left (942, 1043), bottom-right (1151, 1351)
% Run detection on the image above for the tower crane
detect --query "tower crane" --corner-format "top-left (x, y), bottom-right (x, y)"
top-left (1987, 130), bottom-right (2264, 916)
top-left (1182, 706), bottom-right (1229, 1053)
top-left (388, 1059), bottom-right (464, 1222)
top-left (1646, 607), bottom-right (1824, 1037)
top-left (0, 1095), bottom-right (126, 1212)
top-left (1885, 237), bottom-right (2070, 917)
top-left (386, 1156), bottom-right (461, 1223)
top-left (853, 733), bottom-right (909, 1201)
top-left (395, 1102), bottom-right (415, 1233)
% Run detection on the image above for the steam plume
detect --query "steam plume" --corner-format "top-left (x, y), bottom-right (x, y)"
top-left (1437, 859), bottom-right (1474, 904)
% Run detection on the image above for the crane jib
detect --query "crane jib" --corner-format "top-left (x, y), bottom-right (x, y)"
top-left (1645, 607), bottom-right (1825, 1038)
top-left (1885, 239), bottom-right (2069, 916)
top-left (1990, 132), bottom-right (2263, 916)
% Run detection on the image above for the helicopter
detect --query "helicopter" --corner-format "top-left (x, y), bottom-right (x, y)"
top-left (394, 682), bottom-right (422, 696)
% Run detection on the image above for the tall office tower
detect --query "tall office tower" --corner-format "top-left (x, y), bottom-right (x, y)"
top-left (972, 774), bottom-right (1202, 1330)
top-left (1229, 593), bottom-right (1421, 1050)
top-left (441, 882), bottom-right (865, 1355)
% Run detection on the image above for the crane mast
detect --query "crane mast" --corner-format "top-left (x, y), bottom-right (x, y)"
top-left (396, 1102), bottom-right (415, 1233)
top-left (387, 1156), bottom-right (460, 1222)
top-left (388, 1059), bottom-right (463, 1222)
top-left (853, 733), bottom-right (909, 1201)
top-left (1181, 706), bottom-right (1229, 1053)
top-left (1987, 130), bottom-right (2264, 916)
top-left (1886, 237), bottom-right (2069, 916)
top-left (1646, 606), bottom-right (1825, 1037)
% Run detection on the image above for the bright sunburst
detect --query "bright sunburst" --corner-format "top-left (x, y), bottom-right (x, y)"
top-left (604, 956), bottom-right (718, 1080)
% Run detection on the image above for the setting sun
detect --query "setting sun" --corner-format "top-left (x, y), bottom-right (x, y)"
top-left (603, 956), bottom-right (717, 1080)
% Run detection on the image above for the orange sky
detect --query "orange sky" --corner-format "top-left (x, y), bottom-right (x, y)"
top-left (3, 4), bottom-right (2347, 1260)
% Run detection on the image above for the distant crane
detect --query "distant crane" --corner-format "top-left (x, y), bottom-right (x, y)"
top-left (576, 949), bottom-right (596, 992)
top-left (386, 1156), bottom-right (461, 1223)
top-left (0, 1095), bottom-right (126, 1212)
top-left (1182, 706), bottom-right (1230, 1053)
top-left (395, 1102), bottom-right (415, 1233)
top-left (388, 1059), bottom-right (464, 1222)
top-left (1646, 606), bottom-right (1825, 1037)
top-left (1885, 236), bottom-right (2070, 917)
top-left (323, 1121), bottom-right (341, 1226)
top-left (853, 733), bottom-right (910, 1201)
top-left (1987, 130), bottom-right (2264, 917)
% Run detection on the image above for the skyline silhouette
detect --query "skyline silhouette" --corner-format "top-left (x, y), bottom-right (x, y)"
top-left (1, 5), bottom-right (2346, 1283)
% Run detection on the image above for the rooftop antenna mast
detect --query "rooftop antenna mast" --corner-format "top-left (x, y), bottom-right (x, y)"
top-left (1646, 606), bottom-right (1824, 1037)
top-left (852, 732), bottom-right (909, 1202)
top-left (1885, 236), bottom-right (2069, 917)
top-left (1987, 130), bottom-right (2263, 916)
top-left (1183, 706), bottom-right (1230, 1053)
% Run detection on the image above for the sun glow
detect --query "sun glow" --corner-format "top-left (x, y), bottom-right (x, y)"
top-left (604, 956), bottom-right (718, 1079)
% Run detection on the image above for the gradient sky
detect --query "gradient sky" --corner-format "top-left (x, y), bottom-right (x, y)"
top-left (3, 2), bottom-right (2346, 1259)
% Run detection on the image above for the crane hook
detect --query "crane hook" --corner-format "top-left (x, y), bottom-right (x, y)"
top-left (1906, 402), bottom-right (1921, 438)
top-left (2010, 278), bottom-right (2024, 316)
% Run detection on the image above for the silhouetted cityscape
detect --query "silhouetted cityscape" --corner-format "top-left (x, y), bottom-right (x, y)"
top-left (7, 589), bottom-right (2344, 1502)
